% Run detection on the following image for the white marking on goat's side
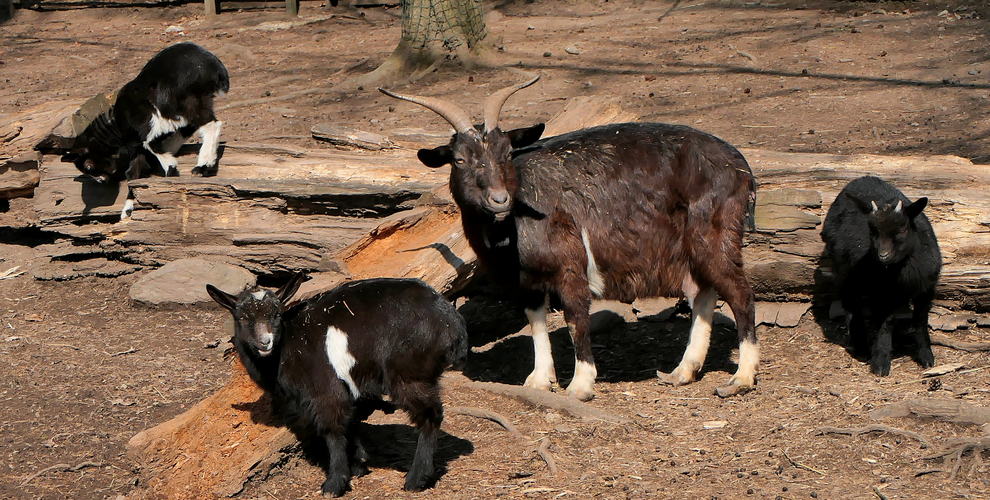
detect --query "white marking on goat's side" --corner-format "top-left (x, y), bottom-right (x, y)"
top-left (325, 326), bottom-right (360, 398)
top-left (523, 300), bottom-right (556, 390)
top-left (251, 291), bottom-right (267, 300)
top-left (670, 287), bottom-right (716, 382)
top-left (147, 108), bottom-right (188, 141)
top-left (581, 228), bottom-right (605, 297)
top-left (196, 120), bottom-right (223, 167)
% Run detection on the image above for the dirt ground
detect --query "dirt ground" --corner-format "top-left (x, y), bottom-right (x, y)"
top-left (1, 0), bottom-right (989, 498)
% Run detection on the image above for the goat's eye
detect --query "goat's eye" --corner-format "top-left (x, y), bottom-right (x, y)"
top-left (454, 158), bottom-right (466, 165)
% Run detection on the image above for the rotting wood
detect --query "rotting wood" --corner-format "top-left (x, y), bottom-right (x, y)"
top-left (815, 425), bottom-right (931, 448)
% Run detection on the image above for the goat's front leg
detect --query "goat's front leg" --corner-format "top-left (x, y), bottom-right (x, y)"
top-left (912, 289), bottom-right (936, 369)
top-left (322, 433), bottom-right (351, 497)
top-left (522, 293), bottom-right (556, 391)
top-left (558, 283), bottom-right (595, 401)
top-left (191, 120), bottom-right (222, 177)
top-left (869, 313), bottom-right (895, 376)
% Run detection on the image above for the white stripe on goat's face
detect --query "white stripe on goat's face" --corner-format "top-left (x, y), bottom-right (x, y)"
top-left (251, 291), bottom-right (267, 300)
top-left (581, 228), bottom-right (605, 297)
top-left (325, 326), bottom-right (360, 399)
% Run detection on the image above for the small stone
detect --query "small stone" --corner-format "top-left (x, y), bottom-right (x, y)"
top-left (543, 51), bottom-right (553, 58)
top-left (969, 69), bottom-right (980, 75)
top-left (564, 46), bottom-right (581, 55)
top-left (703, 420), bottom-right (728, 430)
top-left (528, 25), bottom-right (536, 30)
top-left (164, 25), bottom-right (185, 34)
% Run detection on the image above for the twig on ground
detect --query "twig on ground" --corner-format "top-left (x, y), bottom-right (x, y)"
top-left (815, 425), bottom-right (932, 448)
top-left (0, 266), bottom-right (25, 280)
top-left (782, 449), bottom-right (826, 476)
top-left (873, 486), bottom-right (889, 500)
top-left (20, 461), bottom-right (104, 487)
top-left (110, 347), bottom-right (139, 357)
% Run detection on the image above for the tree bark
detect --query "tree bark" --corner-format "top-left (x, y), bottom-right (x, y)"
top-left (353, 0), bottom-right (492, 87)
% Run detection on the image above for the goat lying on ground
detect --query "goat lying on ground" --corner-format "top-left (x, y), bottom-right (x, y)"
top-left (207, 274), bottom-right (467, 496)
top-left (381, 76), bottom-right (758, 400)
top-left (821, 175), bottom-right (941, 376)
top-left (63, 42), bottom-right (228, 217)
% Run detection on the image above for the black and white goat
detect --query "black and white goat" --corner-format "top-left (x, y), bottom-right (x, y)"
top-left (207, 275), bottom-right (467, 496)
top-left (63, 42), bottom-right (228, 217)
top-left (821, 176), bottom-right (941, 376)
top-left (381, 76), bottom-right (758, 400)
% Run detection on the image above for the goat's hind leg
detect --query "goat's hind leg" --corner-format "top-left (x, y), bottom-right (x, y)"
top-left (191, 120), bottom-right (222, 177)
top-left (911, 289), bottom-right (936, 369)
top-left (144, 131), bottom-right (186, 177)
top-left (394, 381), bottom-right (442, 491)
top-left (711, 265), bottom-right (758, 398)
top-left (658, 277), bottom-right (716, 387)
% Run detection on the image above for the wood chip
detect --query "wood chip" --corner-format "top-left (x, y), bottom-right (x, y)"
top-left (922, 362), bottom-right (966, 377)
top-left (703, 420), bottom-right (728, 429)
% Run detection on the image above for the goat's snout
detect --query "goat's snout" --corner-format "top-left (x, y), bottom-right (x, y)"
top-left (256, 331), bottom-right (275, 355)
top-left (486, 189), bottom-right (511, 216)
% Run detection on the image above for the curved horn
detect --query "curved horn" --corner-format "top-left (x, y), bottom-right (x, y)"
top-left (378, 88), bottom-right (474, 135)
top-left (483, 74), bottom-right (541, 133)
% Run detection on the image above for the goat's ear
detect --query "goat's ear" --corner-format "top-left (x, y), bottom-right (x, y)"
top-left (847, 193), bottom-right (874, 214)
top-left (904, 197), bottom-right (928, 219)
top-left (275, 273), bottom-right (306, 306)
top-left (206, 284), bottom-right (238, 312)
top-left (417, 146), bottom-right (453, 168)
top-left (506, 123), bottom-right (545, 148)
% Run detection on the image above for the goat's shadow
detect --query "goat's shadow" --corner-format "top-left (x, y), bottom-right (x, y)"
top-left (232, 394), bottom-right (473, 485)
top-left (458, 284), bottom-right (742, 387)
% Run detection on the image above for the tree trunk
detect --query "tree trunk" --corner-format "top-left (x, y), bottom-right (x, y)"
top-left (353, 0), bottom-right (491, 87)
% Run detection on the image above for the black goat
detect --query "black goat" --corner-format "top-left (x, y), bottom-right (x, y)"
top-left (821, 175), bottom-right (941, 376)
top-left (63, 42), bottom-right (228, 217)
top-left (206, 275), bottom-right (467, 496)
top-left (381, 76), bottom-right (758, 400)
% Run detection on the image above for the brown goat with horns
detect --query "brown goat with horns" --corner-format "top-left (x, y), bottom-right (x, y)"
top-left (381, 76), bottom-right (758, 400)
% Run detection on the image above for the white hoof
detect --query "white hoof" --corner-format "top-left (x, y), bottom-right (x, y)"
top-left (657, 361), bottom-right (700, 386)
top-left (523, 369), bottom-right (555, 392)
top-left (120, 199), bottom-right (134, 219)
top-left (565, 380), bottom-right (595, 401)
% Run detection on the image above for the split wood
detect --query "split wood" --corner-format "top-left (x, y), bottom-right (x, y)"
top-left (447, 406), bottom-right (557, 475)
top-left (815, 425), bottom-right (931, 448)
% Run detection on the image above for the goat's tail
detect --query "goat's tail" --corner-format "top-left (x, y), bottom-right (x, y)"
top-left (446, 307), bottom-right (470, 371)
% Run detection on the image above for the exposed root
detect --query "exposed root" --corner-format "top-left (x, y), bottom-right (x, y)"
top-left (815, 425), bottom-right (932, 448)
top-left (448, 406), bottom-right (524, 440)
top-left (924, 436), bottom-right (990, 480)
top-left (930, 333), bottom-right (990, 352)
top-left (443, 375), bottom-right (631, 424)
top-left (447, 405), bottom-right (558, 474)
top-left (536, 438), bottom-right (558, 475)
top-left (781, 449), bottom-right (826, 476)
top-left (869, 398), bottom-right (990, 426)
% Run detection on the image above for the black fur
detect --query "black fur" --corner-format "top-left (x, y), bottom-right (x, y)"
top-left (821, 175), bottom-right (941, 376)
top-left (207, 275), bottom-right (467, 496)
top-left (63, 42), bottom-right (229, 183)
